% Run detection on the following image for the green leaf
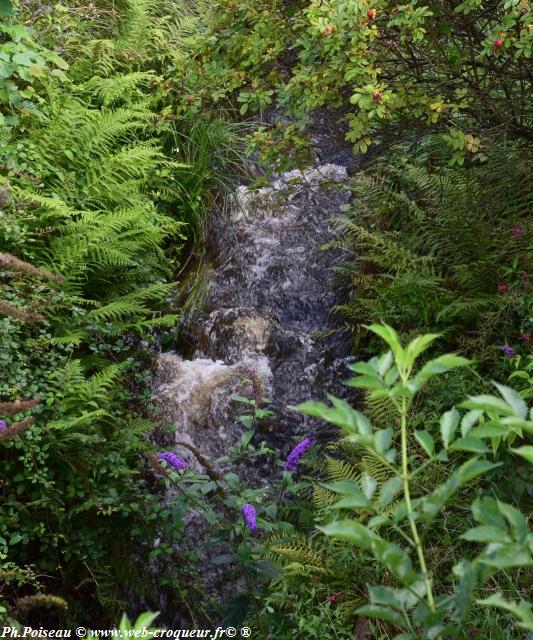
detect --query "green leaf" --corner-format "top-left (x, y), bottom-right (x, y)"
top-left (405, 333), bottom-right (441, 365)
top-left (375, 427), bottom-right (393, 454)
top-left (477, 593), bottom-right (533, 630)
top-left (414, 430), bottom-right (434, 457)
top-left (461, 525), bottom-right (509, 543)
top-left (414, 354), bottom-right (471, 387)
top-left (333, 495), bottom-right (374, 509)
top-left (366, 324), bottom-right (404, 361)
top-left (460, 395), bottom-right (514, 416)
top-left (449, 437), bottom-right (489, 454)
top-left (457, 458), bottom-right (500, 483)
top-left (355, 604), bottom-right (405, 625)
top-left (322, 479), bottom-right (370, 508)
top-left (319, 520), bottom-right (375, 549)
top-left (460, 410), bottom-right (483, 437)
top-left (378, 477), bottom-right (403, 508)
top-left (440, 407), bottom-right (460, 449)
top-left (511, 445), bottom-right (533, 465)
top-left (493, 382), bottom-right (528, 419)
top-left (497, 500), bottom-right (529, 544)
top-left (361, 474), bottom-right (378, 499)
top-left (468, 423), bottom-right (509, 438)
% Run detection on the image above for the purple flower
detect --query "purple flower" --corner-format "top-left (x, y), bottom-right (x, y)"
top-left (283, 437), bottom-right (316, 471)
top-left (500, 344), bottom-right (515, 357)
top-left (0, 420), bottom-right (7, 432)
top-left (158, 452), bottom-right (188, 471)
top-left (497, 283), bottom-right (508, 293)
top-left (512, 225), bottom-right (525, 236)
top-left (241, 503), bottom-right (257, 533)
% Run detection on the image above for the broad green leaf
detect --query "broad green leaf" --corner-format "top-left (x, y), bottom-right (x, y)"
top-left (460, 394), bottom-right (514, 416)
top-left (497, 500), bottom-right (529, 544)
top-left (296, 398), bottom-right (365, 435)
top-left (414, 354), bottom-right (471, 386)
top-left (440, 407), bottom-right (460, 448)
top-left (450, 437), bottom-right (489, 454)
top-left (472, 497), bottom-right (506, 528)
top-left (493, 382), bottom-right (528, 419)
top-left (477, 593), bottom-right (533, 630)
top-left (468, 423), bottom-right (508, 438)
top-left (319, 520), bottom-right (375, 549)
top-left (480, 545), bottom-right (533, 570)
top-left (345, 375), bottom-right (385, 390)
top-left (375, 427), bottom-right (393, 454)
top-left (378, 477), bottom-right (403, 508)
top-left (457, 458), bottom-right (500, 483)
top-left (452, 560), bottom-right (475, 621)
top-left (322, 479), bottom-right (364, 495)
top-left (355, 604), bottom-right (406, 625)
top-left (366, 324), bottom-right (403, 361)
top-left (377, 350), bottom-right (394, 376)
top-left (461, 410), bottom-right (483, 437)
top-left (511, 445), bottom-right (533, 465)
top-left (414, 430), bottom-right (434, 457)
top-left (420, 459), bottom-right (499, 522)
top-left (461, 525), bottom-right (509, 543)
top-left (405, 333), bottom-right (440, 366)
top-left (333, 495), bottom-right (374, 509)
top-left (361, 474), bottom-right (377, 499)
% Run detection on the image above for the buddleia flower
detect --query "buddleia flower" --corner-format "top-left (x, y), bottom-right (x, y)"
top-left (241, 503), bottom-right (257, 533)
top-left (283, 436), bottom-right (316, 471)
top-left (158, 452), bottom-right (188, 471)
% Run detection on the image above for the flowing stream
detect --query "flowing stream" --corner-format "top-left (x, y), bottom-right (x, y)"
top-left (154, 163), bottom-right (353, 470)
top-left (151, 145), bottom-right (357, 620)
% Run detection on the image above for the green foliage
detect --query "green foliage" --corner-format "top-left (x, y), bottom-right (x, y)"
top-left (179, 0), bottom-right (532, 156)
top-left (289, 326), bottom-right (532, 638)
top-left (334, 138), bottom-right (532, 370)
top-left (0, 0), bottom-right (244, 626)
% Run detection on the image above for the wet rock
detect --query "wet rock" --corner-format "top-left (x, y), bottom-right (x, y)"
top-left (154, 353), bottom-right (272, 467)
top-left (194, 307), bottom-right (276, 363)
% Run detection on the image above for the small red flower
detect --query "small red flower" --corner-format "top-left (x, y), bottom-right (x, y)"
top-left (495, 38), bottom-right (503, 48)
top-left (326, 591), bottom-right (342, 604)
top-left (372, 90), bottom-right (383, 103)
top-left (497, 283), bottom-right (508, 292)
top-left (521, 332), bottom-right (531, 341)
top-left (367, 9), bottom-right (376, 19)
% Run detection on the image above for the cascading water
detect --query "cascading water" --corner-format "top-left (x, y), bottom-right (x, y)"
top-left (154, 163), bottom-right (353, 466)
top-left (150, 156), bottom-right (357, 622)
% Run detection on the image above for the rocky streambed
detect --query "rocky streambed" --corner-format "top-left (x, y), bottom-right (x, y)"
top-left (154, 163), bottom-right (353, 471)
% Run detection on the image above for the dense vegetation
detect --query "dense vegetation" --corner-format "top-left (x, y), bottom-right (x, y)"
top-left (1, 0), bottom-right (531, 637)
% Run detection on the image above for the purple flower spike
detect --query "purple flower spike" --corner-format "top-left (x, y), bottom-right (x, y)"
top-left (242, 503), bottom-right (257, 533)
top-left (500, 344), bottom-right (515, 357)
top-left (158, 452), bottom-right (188, 471)
top-left (283, 437), bottom-right (316, 471)
top-left (0, 420), bottom-right (7, 432)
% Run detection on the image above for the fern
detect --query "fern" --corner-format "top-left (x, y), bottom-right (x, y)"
top-left (336, 140), bottom-right (532, 360)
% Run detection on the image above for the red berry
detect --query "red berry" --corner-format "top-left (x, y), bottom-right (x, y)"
top-left (495, 38), bottom-right (503, 48)
top-left (367, 8), bottom-right (376, 19)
